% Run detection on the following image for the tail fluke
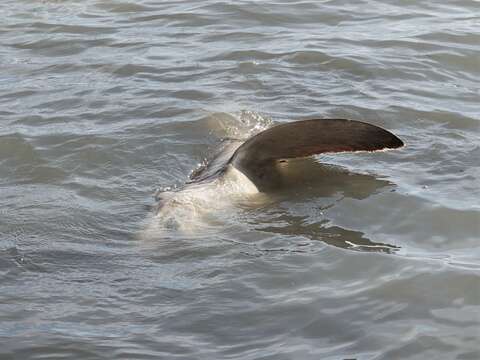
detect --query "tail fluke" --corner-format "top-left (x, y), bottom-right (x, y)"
top-left (229, 118), bottom-right (403, 189)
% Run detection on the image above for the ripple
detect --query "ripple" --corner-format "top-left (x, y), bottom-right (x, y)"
top-left (11, 38), bottom-right (114, 56)
top-left (203, 49), bottom-right (282, 62)
top-left (94, 2), bottom-right (156, 14)
top-left (9, 21), bottom-right (118, 35)
top-left (0, 0), bottom-right (479, 359)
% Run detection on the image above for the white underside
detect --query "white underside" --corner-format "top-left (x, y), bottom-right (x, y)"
top-left (141, 165), bottom-right (259, 238)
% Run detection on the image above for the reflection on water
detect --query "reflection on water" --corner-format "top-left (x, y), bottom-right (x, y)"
top-left (253, 158), bottom-right (400, 253)
top-left (259, 214), bottom-right (400, 254)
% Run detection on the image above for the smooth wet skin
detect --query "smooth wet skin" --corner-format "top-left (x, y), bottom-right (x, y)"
top-left (188, 118), bottom-right (403, 191)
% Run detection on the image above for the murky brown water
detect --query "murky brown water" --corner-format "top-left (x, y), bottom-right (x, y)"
top-left (1, 1), bottom-right (479, 359)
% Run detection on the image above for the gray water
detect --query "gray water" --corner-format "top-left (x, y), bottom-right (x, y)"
top-left (1, 1), bottom-right (479, 359)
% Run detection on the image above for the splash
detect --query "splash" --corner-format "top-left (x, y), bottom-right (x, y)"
top-left (204, 109), bottom-right (273, 140)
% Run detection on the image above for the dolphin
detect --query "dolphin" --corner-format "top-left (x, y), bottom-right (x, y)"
top-left (146, 118), bottom-right (404, 235)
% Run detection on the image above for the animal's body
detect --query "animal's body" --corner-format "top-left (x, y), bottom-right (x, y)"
top-left (147, 118), bottom-right (403, 234)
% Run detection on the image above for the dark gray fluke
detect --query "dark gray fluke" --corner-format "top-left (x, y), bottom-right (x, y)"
top-left (189, 118), bottom-right (403, 191)
top-left (229, 118), bottom-right (403, 190)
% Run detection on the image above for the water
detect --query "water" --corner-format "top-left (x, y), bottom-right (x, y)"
top-left (1, 1), bottom-right (479, 359)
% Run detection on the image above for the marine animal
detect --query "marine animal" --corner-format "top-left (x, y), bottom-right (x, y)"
top-left (148, 118), bottom-right (403, 234)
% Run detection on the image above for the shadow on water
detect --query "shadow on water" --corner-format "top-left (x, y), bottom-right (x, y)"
top-left (250, 157), bottom-right (400, 254)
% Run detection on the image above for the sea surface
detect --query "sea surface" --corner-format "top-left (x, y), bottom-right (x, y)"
top-left (1, 1), bottom-right (479, 359)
